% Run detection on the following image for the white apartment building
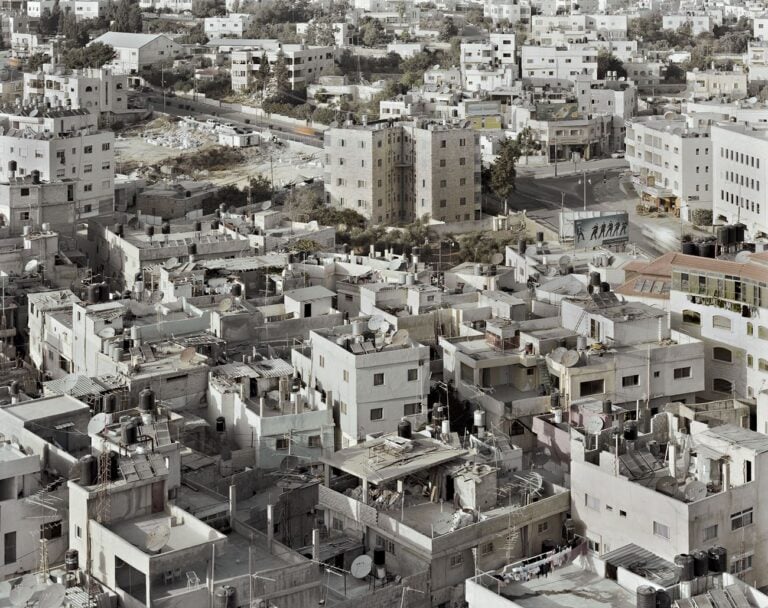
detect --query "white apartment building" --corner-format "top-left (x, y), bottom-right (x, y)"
top-left (0, 109), bottom-right (115, 220)
top-left (624, 59), bottom-right (665, 87)
top-left (464, 66), bottom-right (517, 91)
top-left (521, 45), bottom-right (598, 81)
top-left (203, 13), bottom-right (255, 38)
top-left (746, 40), bottom-right (768, 81)
top-left (291, 323), bottom-right (430, 448)
top-left (625, 114), bottom-right (712, 214)
top-left (460, 32), bottom-right (517, 71)
top-left (687, 68), bottom-right (748, 100)
top-left (755, 15), bottom-right (768, 40)
top-left (711, 124), bottom-right (768, 239)
top-left (231, 43), bottom-right (335, 92)
top-left (323, 120), bottom-right (481, 224)
top-left (138, 0), bottom-right (192, 11)
top-left (296, 21), bottom-right (355, 47)
top-left (483, 0), bottom-right (532, 25)
top-left (663, 14), bottom-right (719, 35)
top-left (23, 63), bottom-right (128, 115)
top-left (531, 14), bottom-right (628, 37)
top-left (89, 32), bottom-right (184, 75)
top-left (669, 253), bottom-right (768, 402)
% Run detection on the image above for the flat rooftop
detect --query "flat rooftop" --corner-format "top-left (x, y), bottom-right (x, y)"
top-left (110, 510), bottom-right (224, 555)
top-left (322, 434), bottom-right (467, 485)
top-left (0, 394), bottom-right (90, 422)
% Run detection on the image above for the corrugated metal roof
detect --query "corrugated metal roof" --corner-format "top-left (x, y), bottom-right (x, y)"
top-left (602, 544), bottom-right (678, 586)
top-left (215, 358), bottom-right (293, 379)
top-left (44, 375), bottom-right (105, 398)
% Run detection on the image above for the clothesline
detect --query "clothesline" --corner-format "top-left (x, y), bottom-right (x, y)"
top-left (496, 539), bottom-right (586, 583)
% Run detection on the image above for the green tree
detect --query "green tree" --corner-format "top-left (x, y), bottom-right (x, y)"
top-left (360, 18), bottom-right (385, 47)
top-left (59, 9), bottom-right (86, 45)
top-left (62, 42), bottom-right (116, 69)
top-left (26, 52), bottom-right (49, 72)
top-left (490, 138), bottom-right (521, 206)
top-left (254, 51), bottom-right (271, 96)
top-left (37, 4), bottom-right (60, 36)
top-left (664, 62), bottom-right (686, 83)
top-left (273, 50), bottom-right (290, 93)
top-left (596, 50), bottom-right (627, 79)
top-left (438, 17), bottom-right (458, 42)
top-left (111, 0), bottom-right (142, 32)
top-left (515, 126), bottom-right (538, 163)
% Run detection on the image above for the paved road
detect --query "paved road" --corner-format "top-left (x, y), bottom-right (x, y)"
top-left (134, 91), bottom-right (325, 148)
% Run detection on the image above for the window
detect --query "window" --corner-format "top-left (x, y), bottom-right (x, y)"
top-left (373, 373), bottom-right (384, 386)
top-left (653, 371), bottom-right (660, 378)
top-left (682, 310), bottom-right (701, 324)
top-left (439, 159), bottom-right (446, 167)
top-left (712, 315), bottom-right (731, 330)
top-left (3, 532), bottom-right (15, 565)
top-left (370, 408), bottom-right (383, 420)
top-left (537, 522), bottom-right (548, 533)
top-left (84, 145), bottom-right (93, 153)
top-left (619, 510), bottom-right (627, 518)
top-left (730, 554), bottom-right (753, 574)
top-left (308, 435), bottom-right (321, 448)
top-left (275, 438), bottom-right (289, 450)
top-left (622, 375), bottom-right (639, 387)
top-left (713, 347), bottom-right (732, 363)
top-left (101, 161), bottom-right (110, 170)
top-left (585, 494), bottom-right (600, 511)
top-left (713, 378), bottom-right (733, 393)
top-left (84, 184), bottom-right (92, 192)
top-left (587, 539), bottom-right (600, 553)
top-left (731, 508), bottom-right (753, 530)
top-left (673, 367), bottom-right (691, 379)
top-left (102, 142), bottom-right (110, 151)
top-left (319, 355), bottom-right (325, 368)
top-left (343, 369), bottom-right (349, 382)
top-left (404, 402), bottom-right (420, 416)
top-left (449, 553), bottom-right (464, 568)
top-left (407, 368), bottom-right (418, 381)
top-left (653, 521), bottom-right (670, 540)
top-left (340, 400), bottom-right (347, 414)
top-left (75, 525), bottom-right (82, 538)
top-left (84, 164), bottom-right (92, 173)
top-left (20, 211), bottom-right (30, 221)
top-left (332, 517), bottom-right (344, 532)
top-left (703, 524), bottom-right (718, 541)
top-left (580, 379), bottom-right (604, 396)
top-left (41, 520), bottom-right (62, 540)
top-left (479, 542), bottom-right (493, 556)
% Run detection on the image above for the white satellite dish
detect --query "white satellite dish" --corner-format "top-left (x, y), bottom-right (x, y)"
top-left (350, 555), bottom-right (372, 579)
top-left (10, 576), bottom-right (36, 607)
top-left (584, 417), bottom-right (603, 434)
top-left (164, 257), bottom-right (179, 269)
top-left (87, 413), bottom-right (109, 436)
top-left (218, 297), bottom-right (233, 313)
top-left (306, 220), bottom-right (319, 231)
top-left (179, 347), bottom-right (196, 364)
top-left (491, 252), bottom-right (504, 265)
top-left (367, 315), bottom-right (385, 332)
top-left (97, 327), bottom-right (116, 339)
top-left (24, 259), bottom-right (39, 274)
top-left (683, 480), bottom-right (707, 502)
top-left (261, 200), bottom-right (272, 211)
top-left (549, 347), bottom-right (567, 364)
top-left (37, 584), bottom-right (66, 608)
top-left (561, 350), bottom-right (580, 368)
top-left (390, 329), bottom-right (410, 347)
top-left (145, 524), bottom-right (171, 552)
top-left (656, 476), bottom-right (678, 497)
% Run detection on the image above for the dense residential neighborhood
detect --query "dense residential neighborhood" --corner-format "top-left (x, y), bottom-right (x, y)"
top-left (0, 0), bottom-right (767, 607)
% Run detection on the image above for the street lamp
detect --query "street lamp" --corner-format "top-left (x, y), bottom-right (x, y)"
top-left (577, 170), bottom-right (591, 211)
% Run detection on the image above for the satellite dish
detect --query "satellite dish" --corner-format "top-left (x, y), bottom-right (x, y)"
top-left (390, 329), bottom-right (410, 346)
top-left (584, 417), bottom-right (604, 434)
top-left (24, 259), bottom-right (39, 274)
top-left (97, 327), bottom-right (116, 339)
top-left (10, 576), bottom-right (35, 607)
top-left (37, 584), bottom-right (66, 608)
top-left (656, 476), bottom-right (678, 497)
top-left (127, 217), bottom-right (139, 229)
top-left (562, 350), bottom-right (581, 368)
top-left (261, 200), bottom-right (272, 211)
top-left (350, 555), bottom-right (372, 579)
top-left (523, 471), bottom-right (544, 494)
top-left (218, 297), bottom-right (233, 313)
top-left (307, 220), bottom-right (319, 230)
top-left (145, 524), bottom-right (171, 552)
top-left (164, 257), bottom-right (179, 269)
top-left (179, 347), bottom-right (196, 364)
top-left (279, 454), bottom-right (300, 471)
top-left (549, 347), bottom-right (567, 364)
top-left (491, 252), bottom-right (504, 265)
top-left (87, 413), bottom-right (109, 436)
top-left (367, 315), bottom-right (385, 332)
top-left (683, 480), bottom-right (707, 502)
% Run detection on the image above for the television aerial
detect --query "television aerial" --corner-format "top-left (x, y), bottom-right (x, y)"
top-left (491, 253), bottom-right (504, 265)
top-left (350, 555), bottom-right (373, 579)
top-left (87, 413), bottom-right (109, 436)
top-left (37, 584), bottom-right (66, 608)
top-left (584, 417), bottom-right (603, 435)
top-left (145, 524), bottom-right (171, 553)
top-left (179, 347), bottom-right (196, 364)
top-left (24, 259), bottom-right (39, 274)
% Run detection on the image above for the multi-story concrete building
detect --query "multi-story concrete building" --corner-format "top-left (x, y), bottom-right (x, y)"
top-left (575, 76), bottom-right (637, 152)
top-left (323, 120), bottom-right (481, 224)
top-left (483, 0), bottom-right (532, 25)
top-left (711, 123), bottom-right (768, 240)
top-left (230, 42), bottom-right (335, 92)
top-left (291, 322), bottom-right (430, 448)
top-left (663, 13), bottom-right (720, 35)
top-left (521, 44), bottom-right (598, 81)
top-left (203, 13), bottom-right (255, 38)
top-left (89, 32), bottom-right (184, 75)
top-left (0, 107), bottom-right (115, 221)
top-left (625, 114), bottom-right (712, 215)
top-left (137, 0), bottom-right (192, 12)
top-left (687, 68), bottom-right (748, 100)
top-left (23, 62), bottom-right (129, 116)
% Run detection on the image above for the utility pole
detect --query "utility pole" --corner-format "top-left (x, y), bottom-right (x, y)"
top-left (161, 66), bottom-right (166, 113)
top-left (553, 135), bottom-right (558, 177)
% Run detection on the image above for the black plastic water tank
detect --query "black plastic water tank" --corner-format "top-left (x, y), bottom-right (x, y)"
top-left (697, 242), bottom-right (715, 258)
top-left (161, 222), bottom-right (171, 235)
top-left (733, 223), bottom-right (746, 243)
top-left (602, 400), bottom-right (612, 414)
top-left (681, 242), bottom-right (698, 256)
top-left (675, 554), bottom-right (695, 582)
top-left (590, 271), bottom-right (601, 286)
top-left (716, 225), bottom-right (729, 245)
top-left (211, 219), bottom-right (220, 229)
top-left (138, 388), bottom-right (155, 413)
top-left (623, 421), bottom-right (637, 441)
top-left (121, 420), bottom-right (138, 445)
top-left (518, 238), bottom-right (526, 255)
top-left (216, 416), bottom-right (226, 433)
top-left (188, 243), bottom-right (197, 255)
top-left (87, 283), bottom-right (100, 304)
top-left (114, 223), bottom-right (124, 237)
top-left (397, 419), bottom-right (412, 439)
top-left (708, 547), bottom-right (727, 573)
top-left (65, 549), bottom-right (79, 571)
top-left (145, 225), bottom-right (155, 238)
top-left (99, 282), bottom-right (110, 302)
top-left (103, 393), bottom-right (118, 414)
top-left (536, 231), bottom-right (544, 243)
top-left (373, 547), bottom-right (386, 566)
top-left (230, 283), bottom-right (242, 297)
top-left (80, 455), bottom-right (97, 486)
top-left (194, 221), bottom-right (202, 232)
top-left (656, 589), bottom-right (671, 608)
top-left (600, 281), bottom-right (610, 292)
top-left (108, 451), bottom-right (120, 481)
top-left (692, 550), bottom-right (708, 577)
top-left (636, 585), bottom-right (656, 608)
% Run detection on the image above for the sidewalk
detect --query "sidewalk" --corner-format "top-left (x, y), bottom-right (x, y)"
top-left (518, 158), bottom-right (630, 179)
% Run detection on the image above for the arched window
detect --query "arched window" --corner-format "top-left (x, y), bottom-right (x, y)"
top-left (713, 347), bottom-right (732, 363)
top-left (713, 378), bottom-right (733, 393)
top-left (85, 85), bottom-right (93, 92)
top-left (116, 83), bottom-right (123, 89)
top-left (712, 315), bottom-right (731, 330)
